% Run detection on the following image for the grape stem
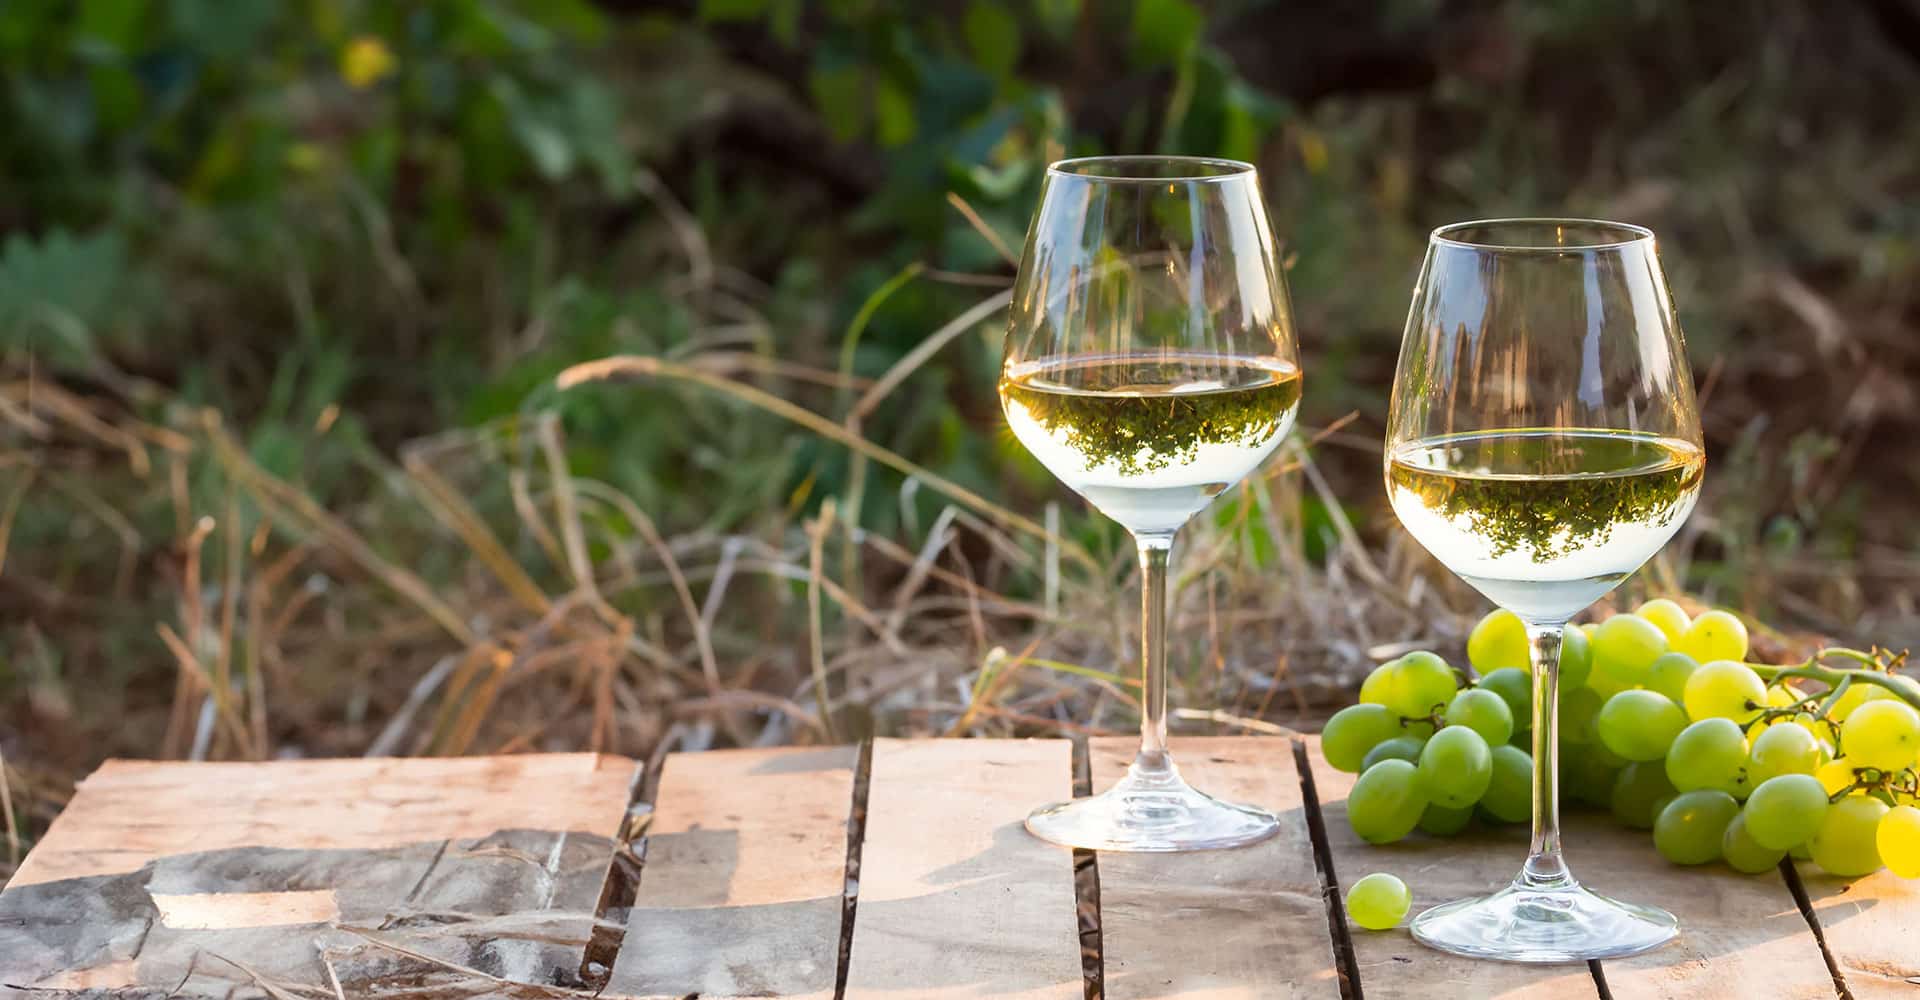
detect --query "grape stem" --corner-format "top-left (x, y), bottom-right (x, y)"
top-left (1828, 765), bottom-right (1920, 804)
top-left (1747, 646), bottom-right (1919, 713)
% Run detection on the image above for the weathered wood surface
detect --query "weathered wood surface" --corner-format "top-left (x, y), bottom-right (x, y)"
top-left (0, 754), bottom-right (636, 996)
top-left (841, 737), bottom-right (1082, 999)
top-left (1092, 736), bottom-right (1342, 999)
top-left (1794, 865), bottom-right (1920, 998)
top-left (9, 736), bottom-right (1919, 1000)
top-left (1301, 740), bottom-right (1602, 999)
top-left (1569, 811), bottom-right (1838, 999)
top-left (607, 744), bottom-right (857, 1000)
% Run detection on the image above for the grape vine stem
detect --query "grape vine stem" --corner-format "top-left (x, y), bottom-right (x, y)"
top-left (1747, 646), bottom-right (1919, 713)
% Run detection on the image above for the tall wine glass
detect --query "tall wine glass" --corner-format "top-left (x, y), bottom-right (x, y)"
top-left (1386, 219), bottom-right (1703, 961)
top-left (1000, 156), bottom-right (1303, 852)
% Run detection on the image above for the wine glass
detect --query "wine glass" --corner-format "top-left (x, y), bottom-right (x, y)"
top-left (1000, 155), bottom-right (1303, 852)
top-left (1385, 219), bottom-right (1703, 961)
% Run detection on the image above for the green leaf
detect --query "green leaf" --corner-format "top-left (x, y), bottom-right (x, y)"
top-left (875, 77), bottom-right (916, 147)
top-left (1034, 0), bottom-right (1081, 38)
top-left (76, 0), bottom-right (149, 52)
top-left (1130, 0), bottom-right (1202, 67)
top-left (698, 0), bottom-right (768, 21)
top-left (963, 0), bottom-right (1021, 79)
top-left (809, 64), bottom-right (867, 142)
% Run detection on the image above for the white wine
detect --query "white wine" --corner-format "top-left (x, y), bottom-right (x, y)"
top-left (1387, 429), bottom-right (1704, 621)
top-left (1001, 353), bottom-right (1301, 534)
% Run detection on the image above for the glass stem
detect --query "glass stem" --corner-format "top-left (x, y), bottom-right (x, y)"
top-left (1133, 533), bottom-right (1175, 777)
top-left (1521, 620), bottom-right (1574, 889)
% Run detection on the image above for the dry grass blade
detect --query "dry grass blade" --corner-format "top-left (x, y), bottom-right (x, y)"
top-left (555, 354), bottom-right (1094, 569)
top-left (571, 478), bottom-right (719, 695)
top-left (676, 690), bottom-right (827, 737)
top-left (0, 746), bottom-right (18, 867)
top-left (806, 498), bottom-right (841, 743)
top-left (945, 191), bottom-right (1019, 266)
top-left (402, 446), bottom-right (553, 616)
top-left (0, 464), bottom-right (32, 576)
top-left (156, 622), bottom-right (249, 756)
top-left (535, 415), bottom-right (602, 607)
top-left (850, 287), bottom-right (1012, 422)
top-left (198, 950), bottom-right (333, 1000)
top-left (331, 925), bottom-right (601, 998)
top-left (203, 410), bottom-right (478, 646)
top-left (46, 472), bottom-right (140, 598)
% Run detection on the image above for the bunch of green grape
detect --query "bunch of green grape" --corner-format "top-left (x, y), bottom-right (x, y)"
top-left (1322, 599), bottom-right (1920, 882)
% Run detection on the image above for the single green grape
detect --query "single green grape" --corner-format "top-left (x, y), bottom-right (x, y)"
top-left (1611, 761), bottom-right (1680, 830)
top-left (1748, 724), bottom-right (1823, 785)
top-left (1645, 651), bottom-right (1700, 706)
top-left (1597, 690), bottom-right (1688, 762)
top-left (1480, 744), bottom-right (1533, 824)
top-left (1810, 794), bottom-right (1889, 877)
top-left (1384, 651), bottom-right (1459, 721)
top-left (1467, 608), bottom-right (1529, 674)
top-left (1878, 805), bottom-right (1920, 879)
top-left (1666, 718), bottom-right (1750, 795)
top-left (1722, 812), bottom-right (1787, 874)
top-left (1635, 598), bottom-right (1692, 643)
top-left (1839, 700), bottom-right (1920, 771)
top-left (1559, 623), bottom-right (1593, 691)
top-left (1348, 759), bottom-right (1429, 844)
top-left (1560, 685), bottom-right (1606, 746)
top-left (1592, 614), bottom-right (1669, 687)
top-left (1444, 688), bottom-right (1515, 746)
top-left (1743, 774), bottom-right (1829, 850)
top-left (1345, 872), bottom-right (1412, 930)
top-left (1675, 609), bottom-right (1750, 663)
top-left (1322, 704), bottom-right (1403, 773)
top-left (1586, 669), bottom-right (1632, 701)
top-left (1477, 667), bottom-right (1531, 723)
top-left (1418, 802), bottom-right (1474, 836)
top-left (1817, 758), bottom-right (1857, 796)
top-left (1418, 726), bottom-right (1493, 809)
top-left (1361, 735), bottom-right (1427, 771)
top-left (1683, 660), bottom-right (1767, 724)
top-left (1654, 789), bottom-right (1741, 865)
top-left (1359, 661), bottom-right (1397, 706)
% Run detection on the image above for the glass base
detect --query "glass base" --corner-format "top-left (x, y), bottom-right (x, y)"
top-left (1410, 878), bottom-right (1677, 963)
top-left (1024, 753), bottom-right (1280, 852)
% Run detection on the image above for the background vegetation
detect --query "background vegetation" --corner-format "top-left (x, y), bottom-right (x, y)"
top-left (4, 0), bottom-right (1918, 880)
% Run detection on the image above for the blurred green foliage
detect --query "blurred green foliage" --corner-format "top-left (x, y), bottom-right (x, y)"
top-left (3, 0), bottom-right (1917, 629)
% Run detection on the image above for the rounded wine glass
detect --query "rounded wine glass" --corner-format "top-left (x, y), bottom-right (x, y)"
top-left (1385, 219), bottom-right (1703, 961)
top-left (1000, 156), bottom-right (1303, 852)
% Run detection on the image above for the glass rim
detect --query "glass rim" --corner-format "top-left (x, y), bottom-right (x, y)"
top-left (1430, 218), bottom-right (1655, 253)
top-left (1047, 155), bottom-right (1257, 183)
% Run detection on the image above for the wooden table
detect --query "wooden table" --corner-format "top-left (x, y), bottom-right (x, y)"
top-left (2, 737), bottom-right (1913, 999)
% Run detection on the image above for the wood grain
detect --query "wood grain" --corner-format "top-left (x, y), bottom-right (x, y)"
top-left (1092, 736), bottom-right (1342, 999)
top-left (1301, 736), bottom-right (1600, 999)
top-left (608, 744), bottom-right (858, 1000)
top-left (0, 753), bottom-right (636, 994)
top-left (1575, 811), bottom-right (1837, 1000)
top-left (9, 753), bottom-right (636, 887)
top-left (843, 737), bottom-right (1083, 999)
top-left (1794, 864), bottom-right (1920, 998)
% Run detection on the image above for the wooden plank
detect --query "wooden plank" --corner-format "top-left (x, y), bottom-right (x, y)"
top-left (1575, 811), bottom-right (1838, 999)
top-left (607, 744), bottom-right (858, 1000)
top-left (9, 753), bottom-right (634, 887)
top-left (843, 737), bottom-right (1082, 999)
top-left (1794, 865), bottom-right (1920, 998)
top-left (0, 753), bottom-right (636, 994)
top-left (1302, 736), bottom-right (1599, 999)
top-left (1092, 736), bottom-right (1342, 999)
